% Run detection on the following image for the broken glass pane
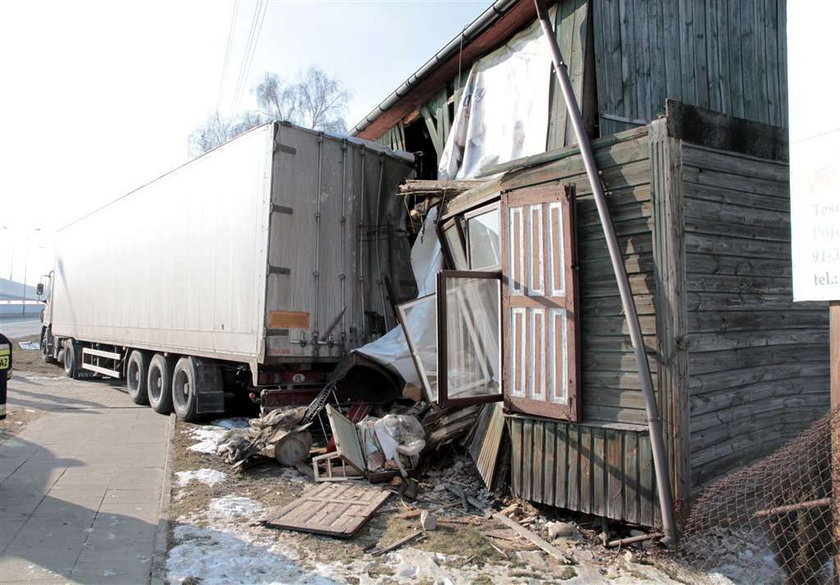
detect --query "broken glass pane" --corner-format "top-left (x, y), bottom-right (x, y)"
top-left (396, 294), bottom-right (438, 402)
top-left (467, 207), bottom-right (501, 270)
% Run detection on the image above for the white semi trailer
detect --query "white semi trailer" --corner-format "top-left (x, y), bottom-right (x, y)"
top-left (38, 122), bottom-right (416, 421)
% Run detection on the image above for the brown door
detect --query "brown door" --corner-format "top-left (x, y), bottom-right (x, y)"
top-left (502, 184), bottom-right (579, 420)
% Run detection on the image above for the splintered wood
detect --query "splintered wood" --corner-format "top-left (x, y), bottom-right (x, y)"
top-left (262, 483), bottom-right (390, 538)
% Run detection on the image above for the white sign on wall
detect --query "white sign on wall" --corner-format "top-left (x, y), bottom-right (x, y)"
top-left (788, 3), bottom-right (840, 301)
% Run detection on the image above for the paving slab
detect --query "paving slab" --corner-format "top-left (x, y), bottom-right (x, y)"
top-left (0, 372), bottom-right (171, 585)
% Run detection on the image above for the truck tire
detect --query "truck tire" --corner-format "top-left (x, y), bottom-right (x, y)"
top-left (41, 329), bottom-right (56, 363)
top-left (148, 354), bottom-right (174, 415)
top-left (172, 356), bottom-right (200, 422)
top-left (63, 340), bottom-right (80, 379)
top-left (126, 350), bottom-right (150, 405)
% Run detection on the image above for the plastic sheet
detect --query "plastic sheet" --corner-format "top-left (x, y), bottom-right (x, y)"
top-left (438, 14), bottom-right (552, 180)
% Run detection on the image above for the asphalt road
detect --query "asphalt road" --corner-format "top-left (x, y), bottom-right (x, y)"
top-left (0, 317), bottom-right (42, 340)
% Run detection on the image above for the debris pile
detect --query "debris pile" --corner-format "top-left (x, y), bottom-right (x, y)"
top-left (217, 406), bottom-right (311, 469)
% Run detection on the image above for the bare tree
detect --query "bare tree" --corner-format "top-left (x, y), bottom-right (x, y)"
top-left (255, 66), bottom-right (349, 133)
top-left (255, 72), bottom-right (298, 122)
top-left (296, 67), bottom-right (349, 133)
top-left (190, 67), bottom-right (350, 155)
top-left (188, 112), bottom-right (263, 156)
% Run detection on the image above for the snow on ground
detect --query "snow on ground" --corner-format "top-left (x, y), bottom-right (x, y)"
top-left (208, 496), bottom-right (264, 523)
top-left (187, 427), bottom-right (229, 453)
top-left (167, 524), bottom-right (338, 585)
top-left (176, 469), bottom-right (228, 487)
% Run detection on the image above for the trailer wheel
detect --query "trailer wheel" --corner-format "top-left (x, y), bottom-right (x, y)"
top-left (148, 354), bottom-right (174, 415)
top-left (172, 356), bottom-right (200, 422)
top-left (126, 350), bottom-right (150, 405)
top-left (63, 340), bottom-right (80, 379)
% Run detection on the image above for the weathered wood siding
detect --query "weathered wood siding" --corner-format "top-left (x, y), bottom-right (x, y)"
top-left (679, 142), bottom-right (829, 488)
top-left (546, 0), bottom-right (591, 149)
top-left (509, 416), bottom-right (659, 527)
top-left (500, 128), bottom-right (662, 526)
top-left (503, 127), bottom-right (656, 426)
top-left (593, 0), bottom-right (788, 136)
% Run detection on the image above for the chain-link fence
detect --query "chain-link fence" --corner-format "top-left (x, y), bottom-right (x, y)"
top-left (669, 409), bottom-right (838, 584)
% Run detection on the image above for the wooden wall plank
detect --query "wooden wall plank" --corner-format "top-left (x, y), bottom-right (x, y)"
top-left (567, 424), bottom-right (581, 511)
top-left (579, 426), bottom-right (593, 513)
top-left (592, 428), bottom-right (607, 517)
top-left (555, 422), bottom-right (569, 508)
top-left (650, 119), bottom-right (691, 503)
top-left (545, 422), bottom-right (557, 505)
top-left (638, 432), bottom-right (657, 526)
top-left (624, 431), bottom-right (639, 522)
top-left (606, 429), bottom-right (624, 520)
top-left (522, 418), bottom-right (534, 500)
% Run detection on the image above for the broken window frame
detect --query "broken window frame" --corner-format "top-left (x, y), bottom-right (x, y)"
top-left (395, 293), bottom-right (439, 403)
top-left (464, 202), bottom-right (502, 271)
top-left (439, 217), bottom-right (469, 270)
top-left (436, 270), bottom-right (503, 408)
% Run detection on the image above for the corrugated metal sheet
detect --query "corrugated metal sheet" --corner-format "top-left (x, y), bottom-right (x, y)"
top-left (508, 415), bottom-right (659, 527)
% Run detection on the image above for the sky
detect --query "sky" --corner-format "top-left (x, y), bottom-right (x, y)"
top-left (0, 0), bottom-right (488, 286)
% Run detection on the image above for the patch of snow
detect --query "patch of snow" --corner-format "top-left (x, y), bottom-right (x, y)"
top-left (208, 496), bottom-right (263, 523)
top-left (18, 341), bottom-right (40, 351)
top-left (187, 428), bottom-right (226, 454)
top-left (177, 469), bottom-right (228, 487)
top-left (167, 524), bottom-right (337, 585)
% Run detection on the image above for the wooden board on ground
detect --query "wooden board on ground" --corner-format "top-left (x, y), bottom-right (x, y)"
top-left (263, 482), bottom-right (390, 538)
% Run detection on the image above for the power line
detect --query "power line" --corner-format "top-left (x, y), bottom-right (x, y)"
top-left (231, 0), bottom-right (268, 115)
top-left (215, 0), bottom-right (240, 114)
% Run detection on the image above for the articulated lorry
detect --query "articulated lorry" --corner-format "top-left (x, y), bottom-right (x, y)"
top-left (38, 123), bottom-right (416, 421)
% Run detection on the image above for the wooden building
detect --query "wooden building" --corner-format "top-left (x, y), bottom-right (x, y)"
top-left (435, 100), bottom-right (827, 526)
top-left (353, 0), bottom-right (826, 528)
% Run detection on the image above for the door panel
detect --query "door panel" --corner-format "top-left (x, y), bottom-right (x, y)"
top-left (502, 184), bottom-right (579, 420)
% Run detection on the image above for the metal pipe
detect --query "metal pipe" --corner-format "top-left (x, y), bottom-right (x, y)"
top-left (606, 532), bottom-right (664, 548)
top-left (533, 0), bottom-right (677, 545)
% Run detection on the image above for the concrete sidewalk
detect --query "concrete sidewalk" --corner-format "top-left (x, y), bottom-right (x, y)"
top-left (0, 373), bottom-right (171, 584)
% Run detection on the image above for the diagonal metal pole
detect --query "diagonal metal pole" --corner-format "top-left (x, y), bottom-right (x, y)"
top-left (533, 0), bottom-right (677, 544)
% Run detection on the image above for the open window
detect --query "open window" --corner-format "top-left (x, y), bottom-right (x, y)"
top-left (396, 294), bottom-right (438, 403)
top-left (437, 271), bottom-right (503, 407)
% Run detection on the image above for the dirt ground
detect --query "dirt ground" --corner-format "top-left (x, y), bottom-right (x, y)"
top-left (0, 336), bottom-right (61, 442)
top-left (166, 416), bottom-right (693, 584)
top-left (7, 334), bottom-right (65, 376)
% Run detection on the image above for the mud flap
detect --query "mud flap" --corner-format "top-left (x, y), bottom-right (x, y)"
top-left (194, 360), bottom-right (225, 415)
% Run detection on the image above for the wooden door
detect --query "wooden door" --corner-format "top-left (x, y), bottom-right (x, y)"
top-left (502, 184), bottom-right (579, 420)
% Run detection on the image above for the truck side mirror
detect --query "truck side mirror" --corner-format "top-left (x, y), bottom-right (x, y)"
top-left (36, 283), bottom-right (44, 298)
